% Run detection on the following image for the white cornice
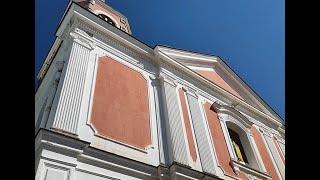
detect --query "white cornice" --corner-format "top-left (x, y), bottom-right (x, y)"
top-left (55, 3), bottom-right (152, 59)
top-left (70, 5), bottom-right (153, 59)
top-left (157, 46), bottom-right (218, 64)
top-left (278, 127), bottom-right (285, 133)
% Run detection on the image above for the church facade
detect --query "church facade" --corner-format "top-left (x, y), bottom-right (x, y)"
top-left (35, 1), bottom-right (285, 179)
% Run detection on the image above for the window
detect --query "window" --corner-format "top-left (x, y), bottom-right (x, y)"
top-left (225, 121), bottom-right (260, 170)
top-left (212, 103), bottom-right (262, 171)
top-left (97, 13), bottom-right (116, 27)
top-left (212, 103), bottom-right (266, 177)
top-left (228, 127), bottom-right (248, 163)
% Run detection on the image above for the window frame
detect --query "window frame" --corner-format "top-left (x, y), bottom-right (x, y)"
top-left (211, 102), bottom-right (267, 174)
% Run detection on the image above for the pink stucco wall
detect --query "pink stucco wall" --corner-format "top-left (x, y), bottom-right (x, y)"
top-left (90, 56), bottom-right (151, 149)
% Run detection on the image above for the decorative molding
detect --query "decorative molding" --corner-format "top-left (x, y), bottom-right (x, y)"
top-left (217, 109), bottom-right (267, 175)
top-left (273, 134), bottom-right (285, 144)
top-left (80, 53), bottom-right (160, 166)
top-left (217, 115), bottom-right (237, 161)
top-left (70, 30), bottom-right (95, 50)
top-left (277, 126), bottom-right (285, 136)
top-left (38, 161), bottom-right (72, 180)
top-left (149, 76), bottom-right (161, 86)
top-left (94, 134), bottom-right (149, 153)
top-left (91, 40), bottom-right (157, 77)
top-left (159, 71), bottom-right (177, 87)
top-left (230, 160), bottom-right (272, 180)
top-left (75, 168), bottom-right (120, 180)
top-left (156, 46), bottom-right (218, 67)
top-left (120, 17), bottom-right (126, 24)
top-left (183, 86), bottom-right (199, 98)
top-left (248, 118), bottom-right (281, 142)
top-left (159, 63), bottom-right (231, 113)
top-left (212, 102), bottom-right (254, 129)
top-left (258, 126), bottom-right (274, 139)
top-left (158, 58), bottom-right (233, 109)
top-left (36, 129), bottom-right (159, 180)
top-left (76, 18), bottom-right (154, 67)
top-left (83, 52), bottom-right (99, 136)
top-left (37, 129), bottom-right (227, 180)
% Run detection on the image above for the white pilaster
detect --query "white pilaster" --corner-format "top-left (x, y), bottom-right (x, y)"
top-left (247, 127), bottom-right (267, 173)
top-left (51, 36), bottom-right (93, 135)
top-left (150, 77), bottom-right (168, 165)
top-left (186, 93), bottom-right (220, 176)
top-left (77, 48), bottom-right (99, 142)
top-left (160, 75), bottom-right (189, 166)
top-left (258, 128), bottom-right (283, 180)
top-left (263, 133), bottom-right (285, 179)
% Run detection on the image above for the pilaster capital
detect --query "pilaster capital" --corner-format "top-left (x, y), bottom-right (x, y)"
top-left (182, 86), bottom-right (198, 98)
top-left (70, 28), bottom-right (96, 50)
top-left (149, 76), bottom-right (161, 86)
top-left (158, 72), bottom-right (177, 87)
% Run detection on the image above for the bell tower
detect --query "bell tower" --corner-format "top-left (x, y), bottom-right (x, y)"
top-left (75, 0), bottom-right (131, 34)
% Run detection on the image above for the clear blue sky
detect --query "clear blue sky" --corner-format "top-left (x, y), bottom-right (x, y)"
top-left (35, 0), bottom-right (284, 119)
